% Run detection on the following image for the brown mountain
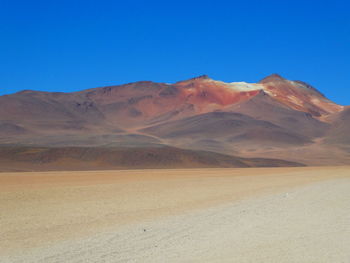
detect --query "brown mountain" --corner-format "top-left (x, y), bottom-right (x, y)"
top-left (0, 74), bottom-right (349, 170)
top-left (325, 106), bottom-right (350, 145)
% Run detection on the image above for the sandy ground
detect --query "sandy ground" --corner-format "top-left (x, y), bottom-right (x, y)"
top-left (0, 167), bottom-right (350, 262)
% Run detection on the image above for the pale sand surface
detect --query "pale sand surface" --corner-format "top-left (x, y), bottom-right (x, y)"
top-left (0, 167), bottom-right (350, 262)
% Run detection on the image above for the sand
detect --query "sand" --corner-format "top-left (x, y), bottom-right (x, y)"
top-left (0, 167), bottom-right (350, 262)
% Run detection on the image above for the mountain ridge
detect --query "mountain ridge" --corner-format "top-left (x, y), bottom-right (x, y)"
top-left (0, 74), bottom-right (349, 170)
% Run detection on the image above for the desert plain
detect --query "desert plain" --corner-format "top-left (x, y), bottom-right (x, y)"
top-left (1, 166), bottom-right (350, 262)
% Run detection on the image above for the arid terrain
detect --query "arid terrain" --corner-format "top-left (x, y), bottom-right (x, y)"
top-left (2, 1), bottom-right (349, 262)
top-left (1, 167), bottom-right (350, 262)
top-left (1, 74), bottom-right (350, 262)
top-left (1, 74), bottom-right (350, 169)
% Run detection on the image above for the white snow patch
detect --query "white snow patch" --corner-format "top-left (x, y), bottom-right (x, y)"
top-left (227, 82), bottom-right (264, 91)
top-left (205, 79), bottom-right (269, 93)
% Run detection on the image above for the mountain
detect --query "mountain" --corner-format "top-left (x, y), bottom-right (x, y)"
top-left (0, 74), bottom-right (349, 170)
top-left (325, 106), bottom-right (350, 145)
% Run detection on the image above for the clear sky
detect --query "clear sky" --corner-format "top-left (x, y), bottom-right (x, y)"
top-left (1, 0), bottom-right (349, 105)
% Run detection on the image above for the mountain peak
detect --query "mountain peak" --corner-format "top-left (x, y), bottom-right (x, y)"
top-left (175, 75), bottom-right (211, 84)
top-left (259, 73), bottom-right (286, 83)
top-left (189, 75), bottom-right (211, 81)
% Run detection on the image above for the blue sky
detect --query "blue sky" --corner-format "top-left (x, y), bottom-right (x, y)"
top-left (1, 0), bottom-right (349, 105)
